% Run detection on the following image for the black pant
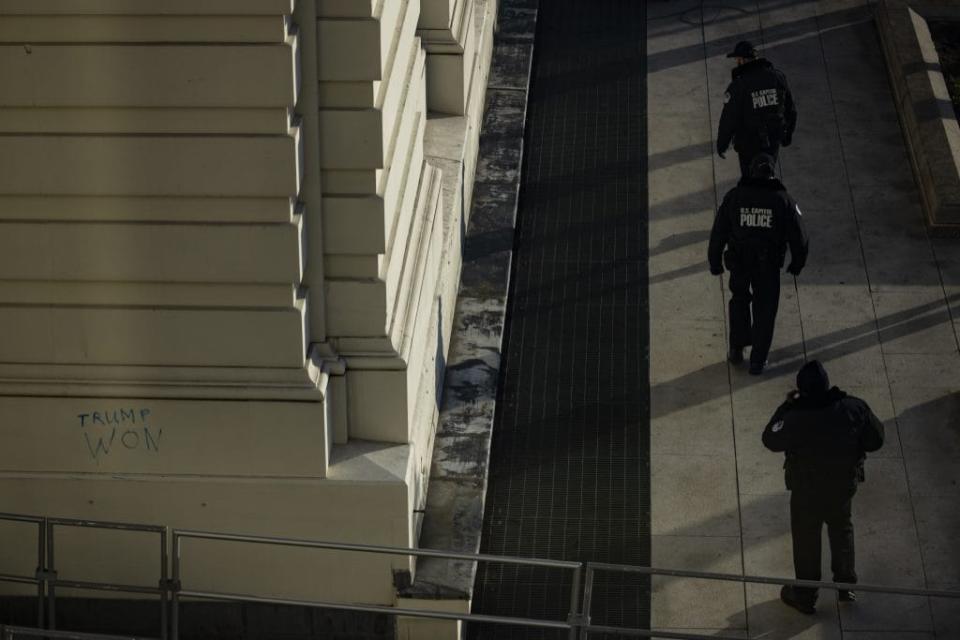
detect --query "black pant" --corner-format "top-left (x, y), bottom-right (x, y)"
top-left (737, 140), bottom-right (781, 178)
top-left (728, 266), bottom-right (780, 366)
top-left (790, 489), bottom-right (857, 604)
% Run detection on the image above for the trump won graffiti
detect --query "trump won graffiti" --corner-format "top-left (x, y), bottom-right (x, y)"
top-left (76, 408), bottom-right (162, 462)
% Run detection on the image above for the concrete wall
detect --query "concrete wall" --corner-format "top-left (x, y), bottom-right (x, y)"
top-left (876, 0), bottom-right (960, 228)
top-left (419, 0), bottom-right (483, 115)
top-left (0, 0), bottom-right (497, 618)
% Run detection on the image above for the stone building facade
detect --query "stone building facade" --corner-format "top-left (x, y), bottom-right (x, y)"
top-left (0, 0), bottom-right (495, 613)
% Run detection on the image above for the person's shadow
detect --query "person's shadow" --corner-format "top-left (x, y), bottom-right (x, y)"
top-left (716, 591), bottom-right (840, 639)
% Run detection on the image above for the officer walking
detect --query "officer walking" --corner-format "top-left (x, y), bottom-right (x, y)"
top-left (762, 360), bottom-right (885, 613)
top-left (708, 153), bottom-right (808, 374)
top-left (717, 41), bottom-right (798, 177)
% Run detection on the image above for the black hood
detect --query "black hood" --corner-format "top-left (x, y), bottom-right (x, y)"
top-left (798, 360), bottom-right (830, 395)
top-left (792, 360), bottom-right (846, 408)
top-left (732, 57), bottom-right (773, 80)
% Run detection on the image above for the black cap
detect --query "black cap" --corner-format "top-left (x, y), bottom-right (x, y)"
top-left (727, 40), bottom-right (757, 59)
top-left (749, 153), bottom-right (777, 178)
top-left (797, 360), bottom-right (830, 396)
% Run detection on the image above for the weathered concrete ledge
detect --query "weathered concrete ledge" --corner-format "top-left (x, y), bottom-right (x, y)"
top-left (396, 0), bottom-right (538, 636)
top-left (877, 0), bottom-right (960, 230)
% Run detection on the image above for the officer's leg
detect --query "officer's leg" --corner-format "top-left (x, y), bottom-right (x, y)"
top-left (728, 268), bottom-right (752, 350)
top-left (790, 491), bottom-right (823, 604)
top-left (766, 142), bottom-right (781, 166)
top-left (736, 145), bottom-right (758, 178)
top-left (749, 267), bottom-right (781, 366)
top-left (826, 491), bottom-right (857, 585)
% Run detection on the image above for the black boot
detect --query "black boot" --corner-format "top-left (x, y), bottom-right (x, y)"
top-left (780, 585), bottom-right (816, 614)
top-left (839, 590), bottom-right (856, 602)
top-left (749, 360), bottom-right (767, 375)
top-left (728, 347), bottom-right (744, 364)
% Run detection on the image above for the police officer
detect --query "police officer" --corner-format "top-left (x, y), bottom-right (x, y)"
top-left (762, 360), bottom-right (885, 613)
top-left (708, 153), bottom-right (808, 374)
top-left (717, 41), bottom-right (798, 177)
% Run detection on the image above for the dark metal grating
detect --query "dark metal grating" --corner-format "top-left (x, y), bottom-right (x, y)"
top-left (470, 0), bottom-right (650, 638)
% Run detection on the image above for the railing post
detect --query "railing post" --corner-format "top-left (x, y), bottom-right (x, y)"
top-left (580, 566), bottom-right (595, 640)
top-left (45, 521), bottom-right (56, 631)
top-left (159, 528), bottom-right (169, 640)
top-left (170, 533), bottom-right (180, 640)
top-left (567, 564), bottom-right (583, 640)
top-left (36, 519), bottom-right (45, 630)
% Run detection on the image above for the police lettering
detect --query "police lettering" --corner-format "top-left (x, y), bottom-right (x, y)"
top-left (739, 207), bottom-right (773, 228)
top-left (751, 88), bottom-right (779, 109)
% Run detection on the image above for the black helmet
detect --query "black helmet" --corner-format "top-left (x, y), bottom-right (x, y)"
top-left (726, 40), bottom-right (757, 59)
top-left (749, 153), bottom-right (777, 178)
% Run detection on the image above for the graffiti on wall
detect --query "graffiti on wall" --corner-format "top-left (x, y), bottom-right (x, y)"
top-left (77, 408), bottom-right (162, 462)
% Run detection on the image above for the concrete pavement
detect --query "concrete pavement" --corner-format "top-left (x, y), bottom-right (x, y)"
top-left (647, 1), bottom-right (960, 637)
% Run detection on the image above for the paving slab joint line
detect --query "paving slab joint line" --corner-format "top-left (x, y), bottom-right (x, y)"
top-left (398, 0), bottom-right (540, 604)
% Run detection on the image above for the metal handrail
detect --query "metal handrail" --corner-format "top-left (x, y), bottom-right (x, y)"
top-left (1, 625), bottom-right (155, 640)
top-left (0, 513), bottom-right (46, 629)
top-left (580, 561), bottom-right (960, 639)
top-left (44, 517), bottom-right (168, 639)
top-left (4, 511), bottom-right (960, 640)
top-left (177, 588), bottom-right (573, 630)
top-left (170, 528), bottom-right (584, 640)
top-left (585, 560), bottom-right (960, 599)
top-left (172, 529), bottom-right (582, 568)
top-left (582, 627), bottom-right (743, 640)
top-left (0, 514), bottom-right (46, 526)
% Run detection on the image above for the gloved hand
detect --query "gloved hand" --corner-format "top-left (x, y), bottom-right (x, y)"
top-left (710, 265), bottom-right (724, 276)
top-left (786, 263), bottom-right (802, 276)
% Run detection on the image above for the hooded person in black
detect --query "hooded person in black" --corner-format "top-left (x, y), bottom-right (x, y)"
top-left (762, 360), bottom-right (885, 613)
top-left (717, 41), bottom-right (798, 177)
top-left (708, 153), bottom-right (808, 374)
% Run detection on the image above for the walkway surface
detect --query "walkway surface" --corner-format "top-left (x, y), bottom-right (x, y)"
top-left (648, 0), bottom-right (960, 638)
top-left (470, 0), bottom-right (650, 638)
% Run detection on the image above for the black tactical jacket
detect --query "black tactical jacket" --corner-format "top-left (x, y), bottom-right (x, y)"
top-left (717, 58), bottom-right (797, 154)
top-left (762, 388), bottom-right (885, 492)
top-left (708, 177), bottom-right (808, 272)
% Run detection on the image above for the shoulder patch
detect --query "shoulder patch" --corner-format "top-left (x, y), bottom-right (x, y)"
top-left (723, 91), bottom-right (731, 104)
top-left (771, 419), bottom-right (785, 433)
